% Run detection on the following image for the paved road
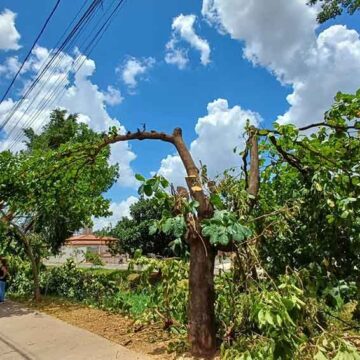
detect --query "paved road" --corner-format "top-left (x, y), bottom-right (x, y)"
top-left (0, 301), bottom-right (150, 360)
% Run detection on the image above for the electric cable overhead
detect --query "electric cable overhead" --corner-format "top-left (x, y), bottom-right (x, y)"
top-left (0, 0), bottom-right (104, 142)
top-left (0, 0), bottom-right (62, 107)
top-left (3, 0), bottom-right (127, 151)
top-left (5, 0), bottom-right (103, 145)
top-left (8, 0), bottom-right (126, 150)
top-left (1, 0), bottom-right (102, 132)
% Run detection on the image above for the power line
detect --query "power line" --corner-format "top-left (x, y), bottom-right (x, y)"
top-left (6, 0), bottom-right (103, 146)
top-left (7, 0), bottom-right (126, 151)
top-left (8, 0), bottom-right (125, 150)
top-left (0, 0), bottom-right (103, 138)
top-left (0, 0), bottom-right (62, 107)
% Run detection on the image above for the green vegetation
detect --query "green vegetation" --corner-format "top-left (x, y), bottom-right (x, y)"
top-left (0, 109), bottom-right (118, 299)
top-left (2, 90), bottom-right (360, 358)
top-left (308, 0), bottom-right (360, 23)
top-left (99, 196), bottom-right (177, 256)
top-left (7, 257), bottom-right (360, 359)
top-left (84, 251), bottom-right (105, 266)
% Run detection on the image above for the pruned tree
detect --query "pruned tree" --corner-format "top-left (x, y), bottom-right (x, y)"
top-left (89, 126), bottom-right (260, 356)
top-left (98, 89), bottom-right (359, 356)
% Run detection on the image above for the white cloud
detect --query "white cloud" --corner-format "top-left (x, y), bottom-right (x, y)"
top-left (278, 25), bottom-right (360, 125)
top-left (0, 46), bottom-right (137, 187)
top-left (93, 196), bottom-right (138, 230)
top-left (0, 9), bottom-right (21, 51)
top-left (165, 14), bottom-right (211, 69)
top-left (118, 56), bottom-right (155, 90)
top-left (202, 0), bottom-right (360, 126)
top-left (157, 99), bottom-right (261, 186)
top-left (165, 37), bottom-right (189, 70)
top-left (0, 56), bottom-right (20, 78)
top-left (157, 154), bottom-right (186, 188)
top-left (103, 85), bottom-right (123, 106)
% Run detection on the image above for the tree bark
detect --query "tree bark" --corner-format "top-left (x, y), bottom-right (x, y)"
top-left (188, 230), bottom-right (217, 357)
top-left (247, 127), bottom-right (260, 203)
top-left (2, 218), bottom-right (41, 302)
top-left (23, 238), bottom-right (41, 302)
top-left (105, 127), bottom-right (217, 356)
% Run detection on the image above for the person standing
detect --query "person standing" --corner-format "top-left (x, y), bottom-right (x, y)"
top-left (0, 257), bottom-right (8, 303)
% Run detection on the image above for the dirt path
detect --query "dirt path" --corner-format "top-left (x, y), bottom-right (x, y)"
top-left (0, 301), bottom-right (151, 360)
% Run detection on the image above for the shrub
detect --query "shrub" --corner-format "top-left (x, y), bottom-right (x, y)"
top-left (7, 257), bottom-right (360, 358)
top-left (84, 251), bottom-right (104, 266)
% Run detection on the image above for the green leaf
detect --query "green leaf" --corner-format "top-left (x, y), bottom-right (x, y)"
top-left (160, 177), bottom-right (169, 188)
top-left (143, 184), bottom-right (153, 197)
top-left (210, 194), bottom-right (225, 209)
top-left (314, 351), bottom-right (328, 360)
top-left (135, 173), bottom-right (146, 182)
top-left (258, 129), bottom-right (269, 136)
top-left (327, 199), bottom-right (335, 208)
top-left (149, 223), bottom-right (158, 235)
top-left (315, 182), bottom-right (323, 192)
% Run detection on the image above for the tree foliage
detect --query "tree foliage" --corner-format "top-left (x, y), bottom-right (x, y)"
top-left (2, 90), bottom-right (360, 356)
top-left (105, 196), bottom-right (178, 256)
top-left (254, 91), bottom-right (360, 279)
top-left (0, 109), bottom-right (118, 299)
top-left (0, 109), bottom-right (118, 251)
top-left (308, 0), bottom-right (360, 22)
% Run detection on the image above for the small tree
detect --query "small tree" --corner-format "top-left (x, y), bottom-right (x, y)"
top-left (102, 197), bottom-right (181, 257)
top-left (0, 110), bottom-right (118, 300)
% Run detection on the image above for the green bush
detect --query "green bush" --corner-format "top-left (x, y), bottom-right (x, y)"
top-left (7, 257), bottom-right (360, 358)
top-left (84, 251), bottom-right (105, 266)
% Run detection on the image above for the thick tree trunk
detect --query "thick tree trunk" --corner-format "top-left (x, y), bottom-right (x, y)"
top-left (23, 239), bottom-right (41, 302)
top-left (106, 128), bottom-right (217, 356)
top-left (32, 263), bottom-right (41, 302)
top-left (188, 233), bottom-right (217, 357)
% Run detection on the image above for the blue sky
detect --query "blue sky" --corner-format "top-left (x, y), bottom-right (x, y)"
top-left (0, 0), bottom-right (359, 228)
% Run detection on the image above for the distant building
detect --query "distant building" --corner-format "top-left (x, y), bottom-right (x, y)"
top-left (48, 228), bottom-right (120, 265)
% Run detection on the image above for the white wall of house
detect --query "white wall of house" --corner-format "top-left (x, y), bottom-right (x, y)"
top-left (47, 246), bottom-right (88, 264)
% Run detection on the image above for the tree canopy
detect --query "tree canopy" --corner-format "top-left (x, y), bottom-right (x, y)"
top-left (309, 0), bottom-right (360, 22)
top-left (101, 196), bottom-right (179, 257)
top-left (0, 109), bottom-right (118, 299)
top-left (0, 109), bottom-right (118, 251)
top-left (255, 91), bottom-right (360, 279)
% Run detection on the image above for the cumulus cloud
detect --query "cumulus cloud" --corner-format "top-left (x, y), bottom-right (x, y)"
top-left (0, 56), bottom-right (21, 78)
top-left (0, 46), bottom-right (136, 187)
top-left (278, 25), bottom-right (360, 125)
top-left (118, 56), bottom-right (155, 90)
top-left (0, 9), bottom-right (21, 51)
top-left (93, 196), bottom-right (138, 230)
top-left (157, 99), bottom-right (261, 186)
top-left (165, 14), bottom-right (211, 69)
top-left (165, 37), bottom-right (189, 70)
top-left (103, 85), bottom-right (123, 106)
top-left (202, 0), bottom-right (360, 126)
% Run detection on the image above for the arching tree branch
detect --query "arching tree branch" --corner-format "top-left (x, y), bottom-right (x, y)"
top-left (103, 127), bottom-right (212, 218)
top-left (268, 135), bottom-right (310, 177)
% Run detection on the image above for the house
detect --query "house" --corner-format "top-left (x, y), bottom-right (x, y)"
top-left (48, 228), bottom-right (121, 265)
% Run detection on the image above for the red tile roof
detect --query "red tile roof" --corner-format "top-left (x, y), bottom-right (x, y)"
top-left (66, 234), bottom-right (118, 246)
